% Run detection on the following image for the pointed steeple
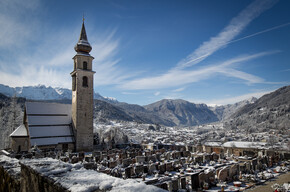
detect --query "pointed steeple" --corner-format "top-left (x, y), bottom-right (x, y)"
top-left (74, 20), bottom-right (92, 54)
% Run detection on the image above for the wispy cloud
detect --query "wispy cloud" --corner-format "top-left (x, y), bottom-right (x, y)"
top-left (226, 22), bottom-right (290, 46)
top-left (176, 0), bottom-right (278, 69)
top-left (154, 91), bottom-right (160, 96)
top-left (173, 87), bottom-right (186, 92)
top-left (118, 0), bottom-right (279, 91)
top-left (120, 51), bottom-right (277, 90)
top-left (92, 33), bottom-right (140, 86)
top-left (0, 27), bottom-right (137, 88)
top-left (194, 90), bottom-right (274, 106)
top-left (0, 1), bottom-right (138, 89)
top-left (121, 92), bottom-right (141, 95)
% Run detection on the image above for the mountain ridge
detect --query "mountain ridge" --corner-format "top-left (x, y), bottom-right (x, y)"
top-left (0, 84), bottom-right (117, 103)
top-left (2, 83), bottom-right (288, 129)
top-left (224, 85), bottom-right (290, 133)
top-left (144, 99), bottom-right (219, 126)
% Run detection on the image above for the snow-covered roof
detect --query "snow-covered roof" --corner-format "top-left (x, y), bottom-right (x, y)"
top-left (26, 102), bottom-right (71, 115)
top-left (30, 137), bottom-right (74, 146)
top-left (21, 158), bottom-right (166, 192)
top-left (29, 126), bottom-right (73, 138)
top-left (203, 142), bottom-right (222, 147)
top-left (27, 116), bottom-right (71, 126)
top-left (25, 102), bottom-right (74, 146)
top-left (223, 141), bottom-right (267, 149)
top-left (10, 124), bottom-right (28, 137)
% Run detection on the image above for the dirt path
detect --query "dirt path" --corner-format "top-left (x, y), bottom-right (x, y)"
top-left (246, 172), bottom-right (290, 192)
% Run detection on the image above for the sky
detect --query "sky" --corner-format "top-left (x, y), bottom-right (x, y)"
top-left (0, 0), bottom-right (289, 106)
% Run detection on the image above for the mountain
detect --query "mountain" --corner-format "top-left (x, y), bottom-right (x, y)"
top-left (115, 102), bottom-right (175, 126)
top-left (0, 84), bottom-right (116, 103)
top-left (94, 100), bottom-right (135, 123)
top-left (144, 99), bottom-right (219, 126)
top-left (211, 97), bottom-right (258, 121)
top-left (224, 85), bottom-right (290, 133)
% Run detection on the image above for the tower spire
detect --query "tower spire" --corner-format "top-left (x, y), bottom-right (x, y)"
top-left (74, 18), bottom-right (92, 54)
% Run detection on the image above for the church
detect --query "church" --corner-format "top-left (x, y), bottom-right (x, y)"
top-left (10, 21), bottom-right (95, 152)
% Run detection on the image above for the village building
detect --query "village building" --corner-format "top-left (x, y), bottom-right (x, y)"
top-left (10, 20), bottom-right (94, 152)
top-left (222, 141), bottom-right (268, 157)
top-left (203, 141), bottom-right (223, 154)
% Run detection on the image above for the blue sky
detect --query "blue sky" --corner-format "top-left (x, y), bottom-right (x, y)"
top-left (0, 0), bottom-right (289, 105)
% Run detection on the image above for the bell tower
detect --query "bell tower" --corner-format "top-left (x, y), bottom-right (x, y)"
top-left (71, 20), bottom-right (95, 152)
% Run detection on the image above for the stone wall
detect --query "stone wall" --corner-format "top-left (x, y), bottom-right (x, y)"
top-left (0, 155), bottom-right (68, 192)
top-left (0, 164), bottom-right (20, 192)
top-left (20, 163), bottom-right (69, 192)
top-left (0, 155), bottom-right (21, 192)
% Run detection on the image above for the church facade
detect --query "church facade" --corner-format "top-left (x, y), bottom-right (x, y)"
top-left (10, 21), bottom-right (95, 152)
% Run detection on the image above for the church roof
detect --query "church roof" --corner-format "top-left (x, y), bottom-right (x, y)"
top-left (25, 102), bottom-right (74, 146)
top-left (10, 124), bottom-right (28, 137)
top-left (74, 21), bottom-right (92, 54)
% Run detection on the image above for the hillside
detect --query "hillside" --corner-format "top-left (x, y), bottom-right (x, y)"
top-left (94, 100), bottom-right (136, 123)
top-left (224, 85), bottom-right (290, 133)
top-left (212, 97), bottom-right (258, 121)
top-left (115, 102), bottom-right (175, 126)
top-left (0, 94), bottom-right (26, 149)
top-left (144, 99), bottom-right (219, 126)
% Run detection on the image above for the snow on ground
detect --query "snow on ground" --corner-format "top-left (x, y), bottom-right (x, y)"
top-left (0, 155), bottom-right (21, 177)
top-left (21, 157), bottom-right (166, 192)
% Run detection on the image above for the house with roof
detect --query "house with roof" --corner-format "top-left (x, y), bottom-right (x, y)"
top-left (10, 20), bottom-right (95, 153)
top-left (203, 141), bottom-right (224, 154)
top-left (222, 141), bottom-right (268, 157)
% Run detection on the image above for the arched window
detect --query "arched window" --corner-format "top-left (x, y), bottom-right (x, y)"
top-left (82, 76), bottom-right (88, 87)
top-left (83, 61), bottom-right (88, 70)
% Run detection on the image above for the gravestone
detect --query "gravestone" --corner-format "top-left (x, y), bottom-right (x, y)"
top-left (172, 179), bottom-right (179, 192)
top-left (160, 182), bottom-right (168, 190)
top-left (136, 156), bottom-right (146, 163)
top-left (135, 165), bottom-right (144, 176)
top-left (143, 165), bottom-right (149, 173)
top-left (198, 172), bottom-right (208, 188)
top-left (229, 164), bottom-right (238, 178)
top-left (166, 162), bottom-right (173, 172)
top-left (212, 153), bottom-right (219, 161)
top-left (122, 158), bottom-right (131, 167)
top-left (217, 167), bottom-right (228, 182)
top-left (149, 164), bottom-right (157, 174)
top-left (125, 167), bottom-right (132, 178)
top-left (159, 163), bottom-right (166, 174)
top-left (195, 156), bottom-right (203, 164)
top-left (252, 159), bottom-right (257, 171)
top-left (71, 156), bottom-right (79, 164)
top-left (191, 172), bottom-right (200, 190)
top-left (156, 153), bottom-right (161, 161)
top-left (180, 177), bottom-right (186, 189)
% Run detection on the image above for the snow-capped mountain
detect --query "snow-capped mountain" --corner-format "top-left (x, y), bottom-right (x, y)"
top-left (211, 96), bottom-right (258, 121)
top-left (0, 84), bottom-right (116, 103)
